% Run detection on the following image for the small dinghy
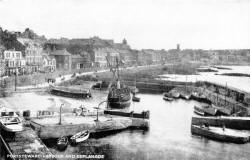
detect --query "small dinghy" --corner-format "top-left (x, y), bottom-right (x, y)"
top-left (132, 96), bottom-right (140, 102)
top-left (193, 107), bottom-right (205, 116)
top-left (163, 93), bottom-right (174, 101)
top-left (180, 92), bottom-right (191, 100)
top-left (169, 90), bottom-right (180, 99)
top-left (70, 130), bottom-right (90, 144)
top-left (0, 107), bottom-right (23, 133)
top-left (57, 136), bottom-right (68, 151)
top-left (191, 125), bottom-right (249, 144)
top-left (194, 105), bottom-right (217, 116)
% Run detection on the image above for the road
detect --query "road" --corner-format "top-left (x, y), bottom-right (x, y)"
top-left (16, 64), bottom-right (161, 90)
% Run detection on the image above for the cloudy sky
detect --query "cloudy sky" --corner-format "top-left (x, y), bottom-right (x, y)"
top-left (0, 0), bottom-right (249, 50)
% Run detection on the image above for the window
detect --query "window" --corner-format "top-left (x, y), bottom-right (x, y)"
top-left (16, 53), bottom-right (20, 58)
top-left (5, 52), bottom-right (10, 58)
top-left (80, 63), bottom-right (84, 69)
top-left (77, 63), bottom-right (80, 69)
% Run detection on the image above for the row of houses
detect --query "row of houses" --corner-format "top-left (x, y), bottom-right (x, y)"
top-left (0, 38), bottom-right (56, 76)
top-left (1, 37), bottom-right (250, 77)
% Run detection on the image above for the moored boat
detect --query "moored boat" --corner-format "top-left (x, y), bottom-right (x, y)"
top-left (194, 105), bottom-right (217, 116)
top-left (70, 130), bottom-right (90, 144)
top-left (180, 93), bottom-right (191, 100)
top-left (193, 108), bottom-right (205, 116)
top-left (169, 90), bottom-right (180, 99)
top-left (191, 125), bottom-right (249, 144)
top-left (49, 85), bottom-right (92, 98)
top-left (0, 106), bottom-right (23, 133)
top-left (57, 136), bottom-right (69, 151)
top-left (106, 56), bottom-right (131, 109)
top-left (132, 96), bottom-right (140, 102)
top-left (190, 92), bottom-right (210, 103)
top-left (163, 93), bottom-right (174, 101)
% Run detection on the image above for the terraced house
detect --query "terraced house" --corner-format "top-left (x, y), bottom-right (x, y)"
top-left (94, 47), bottom-right (120, 67)
top-left (3, 50), bottom-right (26, 75)
top-left (17, 38), bottom-right (43, 73)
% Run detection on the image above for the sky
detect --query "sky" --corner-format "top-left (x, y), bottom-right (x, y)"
top-left (0, 0), bottom-right (250, 50)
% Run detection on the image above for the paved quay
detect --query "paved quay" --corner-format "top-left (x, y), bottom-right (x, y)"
top-left (1, 125), bottom-right (56, 160)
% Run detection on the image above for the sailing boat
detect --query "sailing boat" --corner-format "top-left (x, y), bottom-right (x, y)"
top-left (107, 57), bottom-right (131, 109)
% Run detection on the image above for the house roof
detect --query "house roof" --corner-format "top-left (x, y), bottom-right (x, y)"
top-left (50, 49), bottom-right (71, 56)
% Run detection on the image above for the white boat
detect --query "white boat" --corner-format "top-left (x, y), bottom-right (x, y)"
top-left (0, 106), bottom-right (23, 132)
top-left (70, 130), bottom-right (90, 143)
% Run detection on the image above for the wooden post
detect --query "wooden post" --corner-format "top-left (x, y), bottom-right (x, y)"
top-left (225, 83), bottom-right (227, 106)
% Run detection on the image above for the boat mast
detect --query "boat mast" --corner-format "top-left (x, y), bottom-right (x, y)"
top-left (116, 57), bottom-right (120, 89)
top-left (225, 82), bottom-right (227, 106)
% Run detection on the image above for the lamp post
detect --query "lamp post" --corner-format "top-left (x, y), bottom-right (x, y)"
top-left (15, 67), bottom-right (18, 91)
top-left (94, 100), bottom-right (107, 122)
top-left (59, 103), bottom-right (64, 125)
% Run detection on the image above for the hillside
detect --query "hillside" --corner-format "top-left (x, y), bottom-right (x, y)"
top-left (0, 27), bottom-right (25, 53)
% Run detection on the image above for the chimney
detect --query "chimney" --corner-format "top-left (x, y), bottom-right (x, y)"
top-left (177, 44), bottom-right (180, 51)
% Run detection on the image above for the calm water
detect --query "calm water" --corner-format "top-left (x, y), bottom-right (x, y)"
top-left (49, 94), bottom-right (250, 160)
top-left (2, 65), bottom-right (250, 160)
top-left (46, 65), bottom-right (250, 160)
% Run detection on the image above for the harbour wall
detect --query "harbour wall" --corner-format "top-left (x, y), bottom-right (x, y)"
top-left (30, 116), bottom-right (149, 139)
top-left (192, 116), bottom-right (250, 130)
top-left (104, 110), bottom-right (150, 119)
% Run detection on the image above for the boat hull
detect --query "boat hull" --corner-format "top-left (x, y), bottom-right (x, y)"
top-left (0, 117), bottom-right (23, 133)
top-left (191, 125), bottom-right (249, 144)
top-left (193, 109), bottom-right (205, 116)
top-left (132, 96), bottom-right (140, 102)
top-left (163, 97), bottom-right (174, 101)
top-left (180, 94), bottom-right (191, 100)
top-left (57, 137), bottom-right (68, 151)
top-left (108, 100), bottom-right (131, 109)
top-left (71, 132), bottom-right (90, 144)
top-left (194, 105), bottom-right (217, 116)
top-left (0, 123), bottom-right (23, 132)
top-left (50, 87), bottom-right (91, 99)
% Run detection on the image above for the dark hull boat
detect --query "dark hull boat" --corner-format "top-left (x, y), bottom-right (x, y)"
top-left (132, 96), bottom-right (140, 102)
top-left (106, 56), bottom-right (131, 109)
top-left (57, 136), bottom-right (69, 151)
top-left (163, 93), bottom-right (174, 101)
top-left (191, 125), bottom-right (249, 144)
top-left (108, 87), bottom-right (131, 109)
top-left (49, 85), bottom-right (92, 99)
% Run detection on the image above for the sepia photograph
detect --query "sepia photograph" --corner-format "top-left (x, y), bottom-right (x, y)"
top-left (0, 0), bottom-right (250, 159)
